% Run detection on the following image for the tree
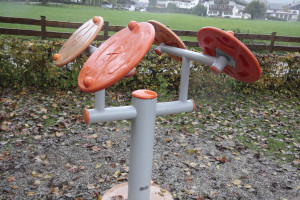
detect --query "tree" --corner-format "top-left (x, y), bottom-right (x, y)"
top-left (148, 0), bottom-right (157, 7)
top-left (167, 3), bottom-right (177, 12)
top-left (191, 3), bottom-right (207, 16)
top-left (244, 0), bottom-right (266, 20)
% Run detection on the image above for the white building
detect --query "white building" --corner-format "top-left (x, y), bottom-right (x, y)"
top-left (265, 2), bottom-right (299, 21)
top-left (204, 0), bottom-right (249, 19)
top-left (133, 0), bottom-right (149, 9)
top-left (156, 0), bottom-right (199, 9)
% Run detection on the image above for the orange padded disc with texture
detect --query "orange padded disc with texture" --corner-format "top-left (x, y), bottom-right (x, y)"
top-left (148, 20), bottom-right (186, 61)
top-left (54, 16), bottom-right (103, 67)
top-left (78, 21), bottom-right (155, 93)
top-left (197, 27), bottom-right (261, 83)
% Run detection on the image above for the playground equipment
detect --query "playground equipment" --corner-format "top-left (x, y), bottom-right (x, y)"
top-left (54, 17), bottom-right (261, 200)
top-left (53, 16), bottom-right (103, 66)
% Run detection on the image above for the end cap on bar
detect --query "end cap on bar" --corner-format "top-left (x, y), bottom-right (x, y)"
top-left (83, 109), bottom-right (90, 124)
top-left (132, 89), bottom-right (158, 99)
top-left (210, 66), bottom-right (221, 75)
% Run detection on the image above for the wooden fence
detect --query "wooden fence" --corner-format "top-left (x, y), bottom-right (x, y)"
top-left (1, 16), bottom-right (300, 53)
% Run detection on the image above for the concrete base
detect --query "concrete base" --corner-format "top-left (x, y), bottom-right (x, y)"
top-left (102, 182), bottom-right (174, 200)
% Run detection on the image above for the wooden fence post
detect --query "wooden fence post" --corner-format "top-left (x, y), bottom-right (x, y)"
top-left (41, 16), bottom-right (46, 40)
top-left (104, 21), bottom-right (109, 40)
top-left (269, 32), bottom-right (277, 53)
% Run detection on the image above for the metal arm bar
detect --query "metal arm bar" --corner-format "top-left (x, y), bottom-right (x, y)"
top-left (156, 43), bottom-right (229, 73)
top-left (86, 100), bottom-right (194, 124)
top-left (84, 45), bottom-right (98, 56)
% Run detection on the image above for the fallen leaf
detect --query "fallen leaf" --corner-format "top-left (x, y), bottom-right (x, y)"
top-left (185, 176), bottom-right (193, 183)
top-left (106, 140), bottom-right (112, 148)
top-left (232, 179), bottom-right (241, 186)
top-left (91, 146), bottom-right (101, 153)
top-left (11, 185), bottom-right (18, 189)
top-left (189, 162), bottom-right (197, 168)
top-left (44, 174), bottom-right (53, 179)
top-left (216, 156), bottom-right (228, 163)
top-left (113, 171), bottom-right (121, 178)
top-left (27, 192), bottom-right (35, 197)
top-left (293, 159), bottom-right (300, 165)
top-left (244, 183), bottom-right (252, 189)
top-left (96, 163), bottom-right (102, 169)
top-left (7, 176), bottom-right (16, 182)
top-left (65, 163), bottom-right (72, 169)
top-left (56, 132), bottom-right (64, 137)
top-left (87, 184), bottom-right (95, 190)
top-left (33, 180), bottom-right (41, 186)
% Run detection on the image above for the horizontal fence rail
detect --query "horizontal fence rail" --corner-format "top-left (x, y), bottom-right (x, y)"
top-left (0, 16), bottom-right (300, 53)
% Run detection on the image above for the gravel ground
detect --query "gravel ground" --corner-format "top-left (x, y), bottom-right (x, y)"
top-left (1, 123), bottom-right (299, 200)
top-left (0, 90), bottom-right (299, 200)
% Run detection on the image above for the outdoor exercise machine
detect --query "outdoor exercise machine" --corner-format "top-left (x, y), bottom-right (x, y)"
top-left (54, 17), bottom-right (261, 200)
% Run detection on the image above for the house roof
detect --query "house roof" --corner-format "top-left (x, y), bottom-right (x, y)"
top-left (267, 3), bottom-right (283, 11)
top-left (289, 3), bottom-right (300, 10)
top-left (234, 0), bottom-right (247, 5)
top-left (266, 10), bottom-right (297, 15)
top-left (204, 0), bottom-right (247, 5)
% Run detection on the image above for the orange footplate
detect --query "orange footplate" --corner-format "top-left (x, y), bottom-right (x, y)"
top-left (197, 27), bottom-right (261, 83)
top-left (78, 21), bottom-right (155, 93)
top-left (148, 20), bottom-right (186, 62)
top-left (54, 16), bottom-right (104, 67)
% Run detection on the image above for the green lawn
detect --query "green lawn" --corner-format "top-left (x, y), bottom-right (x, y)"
top-left (1, 2), bottom-right (300, 37)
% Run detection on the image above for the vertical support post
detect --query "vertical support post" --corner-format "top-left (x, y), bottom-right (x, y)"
top-left (179, 56), bottom-right (191, 102)
top-left (270, 32), bottom-right (276, 53)
top-left (128, 90), bottom-right (157, 200)
top-left (41, 16), bottom-right (46, 40)
top-left (104, 21), bottom-right (109, 40)
top-left (95, 90), bottom-right (105, 111)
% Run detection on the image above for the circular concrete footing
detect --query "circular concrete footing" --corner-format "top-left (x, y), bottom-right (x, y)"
top-left (102, 182), bottom-right (173, 200)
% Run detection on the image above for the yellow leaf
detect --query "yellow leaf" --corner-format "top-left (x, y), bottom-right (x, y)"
top-left (232, 179), bottom-right (241, 186)
top-left (114, 171), bottom-right (121, 178)
top-left (56, 132), bottom-right (64, 137)
top-left (32, 171), bottom-right (37, 177)
top-left (87, 184), bottom-right (95, 190)
top-left (97, 194), bottom-right (102, 200)
top-left (44, 174), bottom-right (53, 179)
top-left (189, 162), bottom-right (197, 168)
top-left (244, 183), bottom-right (252, 189)
top-left (40, 107), bottom-right (47, 113)
top-left (11, 185), bottom-right (18, 189)
top-left (27, 192), bottom-right (34, 197)
top-left (95, 163), bottom-right (102, 169)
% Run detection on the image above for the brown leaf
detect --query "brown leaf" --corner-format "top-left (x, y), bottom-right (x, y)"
top-left (216, 156), bottom-right (228, 163)
top-left (27, 192), bottom-right (35, 197)
top-left (293, 159), bottom-right (300, 165)
top-left (184, 176), bottom-right (193, 183)
top-left (111, 195), bottom-right (125, 200)
top-left (91, 145), bottom-right (101, 153)
top-left (7, 176), bottom-right (16, 182)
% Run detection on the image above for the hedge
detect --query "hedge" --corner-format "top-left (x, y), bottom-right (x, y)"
top-left (0, 36), bottom-right (299, 96)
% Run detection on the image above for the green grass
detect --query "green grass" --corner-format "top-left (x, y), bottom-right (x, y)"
top-left (1, 2), bottom-right (300, 37)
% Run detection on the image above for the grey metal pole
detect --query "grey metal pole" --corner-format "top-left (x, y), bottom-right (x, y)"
top-left (95, 90), bottom-right (105, 111)
top-left (128, 90), bottom-right (158, 200)
top-left (179, 56), bottom-right (191, 102)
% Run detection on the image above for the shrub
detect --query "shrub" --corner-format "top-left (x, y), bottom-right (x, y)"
top-left (0, 36), bottom-right (299, 96)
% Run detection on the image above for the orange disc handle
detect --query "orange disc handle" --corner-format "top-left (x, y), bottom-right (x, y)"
top-left (78, 21), bottom-right (155, 93)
